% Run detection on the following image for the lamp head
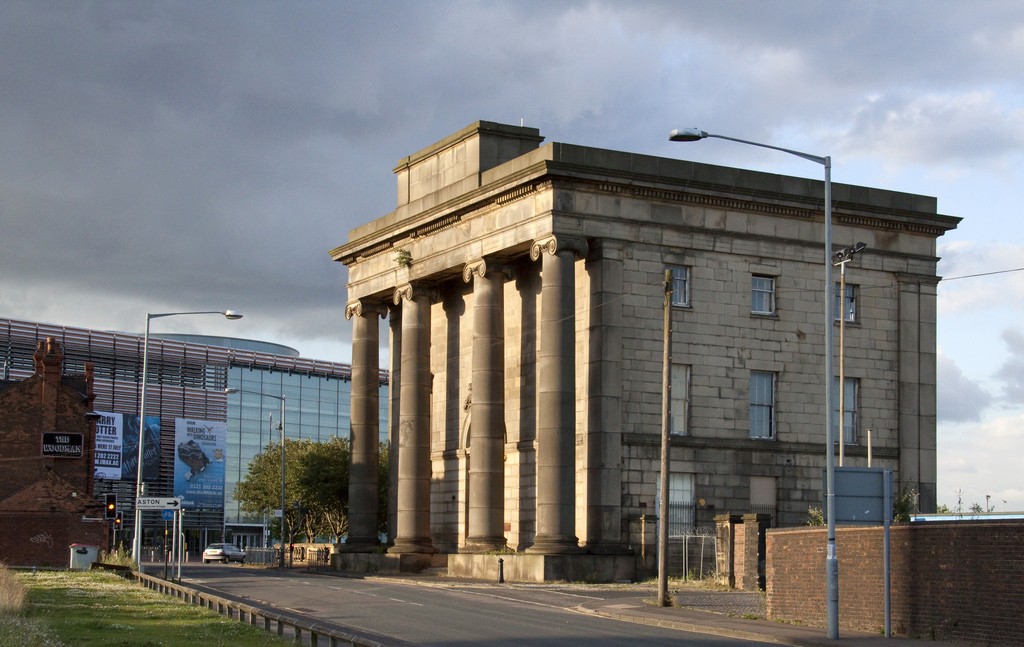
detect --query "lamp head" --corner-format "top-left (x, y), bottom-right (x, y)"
top-left (223, 388), bottom-right (239, 395)
top-left (223, 310), bottom-right (243, 320)
top-left (669, 128), bottom-right (708, 142)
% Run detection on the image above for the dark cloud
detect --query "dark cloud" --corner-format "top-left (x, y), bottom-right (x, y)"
top-left (995, 330), bottom-right (1024, 404)
top-left (937, 353), bottom-right (992, 423)
top-left (1, 0), bottom-right (1023, 361)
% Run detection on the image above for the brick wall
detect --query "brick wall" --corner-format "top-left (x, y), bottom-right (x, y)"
top-left (0, 339), bottom-right (107, 567)
top-left (2, 512), bottom-right (108, 567)
top-left (767, 521), bottom-right (1024, 645)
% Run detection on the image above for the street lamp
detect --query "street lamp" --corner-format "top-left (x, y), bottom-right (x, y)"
top-left (832, 242), bottom-right (867, 467)
top-left (132, 310), bottom-right (242, 568)
top-left (669, 128), bottom-right (840, 639)
top-left (224, 388), bottom-right (287, 568)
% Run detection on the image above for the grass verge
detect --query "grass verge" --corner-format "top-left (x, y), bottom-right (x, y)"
top-left (1, 569), bottom-right (288, 646)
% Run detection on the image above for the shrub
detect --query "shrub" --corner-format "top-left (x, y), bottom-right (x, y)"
top-left (0, 563), bottom-right (26, 615)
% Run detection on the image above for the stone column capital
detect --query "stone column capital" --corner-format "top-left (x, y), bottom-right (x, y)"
top-left (462, 258), bottom-right (513, 284)
top-left (530, 234), bottom-right (588, 262)
top-left (394, 283), bottom-right (439, 305)
top-left (345, 298), bottom-right (387, 320)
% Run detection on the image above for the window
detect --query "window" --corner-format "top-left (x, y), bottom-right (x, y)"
top-left (749, 371), bottom-right (776, 439)
top-left (668, 266), bottom-right (690, 307)
top-left (670, 364), bottom-right (691, 435)
top-left (832, 377), bottom-right (859, 444)
top-left (833, 283), bottom-right (859, 322)
top-left (751, 275), bottom-right (776, 315)
top-left (657, 472), bottom-right (695, 536)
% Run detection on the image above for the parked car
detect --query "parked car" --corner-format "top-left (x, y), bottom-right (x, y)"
top-left (202, 543), bottom-right (246, 564)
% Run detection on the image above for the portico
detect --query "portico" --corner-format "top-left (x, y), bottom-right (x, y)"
top-left (331, 120), bottom-right (957, 580)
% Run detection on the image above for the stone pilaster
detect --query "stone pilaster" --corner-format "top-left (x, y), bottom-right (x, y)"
top-left (527, 234), bottom-right (587, 554)
top-left (897, 273), bottom-right (939, 512)
top-left (389, 283), bottom-right (437, 554)
top-left (342, 298), bottom-right (386, 551)
top-left (462, 259), bottom-right (511, 552)
top-left (584, 241), bottom-right (626, 553)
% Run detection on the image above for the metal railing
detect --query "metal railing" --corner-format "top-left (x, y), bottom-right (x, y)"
top-left (134, 571), bottom-right (382, 647)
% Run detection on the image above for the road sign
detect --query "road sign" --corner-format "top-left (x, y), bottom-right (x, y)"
top-left (136, 497), bottom-right (182, 511)
top-left (162, 509), bottom-right (175, 521)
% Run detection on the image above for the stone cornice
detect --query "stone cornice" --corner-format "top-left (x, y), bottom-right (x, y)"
top-left (330, 154), bottom-right (959, 267)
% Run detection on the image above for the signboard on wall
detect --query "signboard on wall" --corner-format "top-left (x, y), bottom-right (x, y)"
top-left (173, 418), bottom-right (226, 510)
top-left (41, 432), bottom-right (83, 457)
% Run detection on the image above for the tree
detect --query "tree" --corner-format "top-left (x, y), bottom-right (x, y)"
top-left (234, 437), bottom-right (390, 543)
top-left (297, 436), bottom-right (350, 542)
top-left (234, 438), bottom-right (311, 543)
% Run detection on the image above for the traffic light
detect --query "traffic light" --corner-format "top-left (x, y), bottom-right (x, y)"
top-left (114, 512), bottom-right (123, 528)
top-left (104, 493), bottom-right (117, 520)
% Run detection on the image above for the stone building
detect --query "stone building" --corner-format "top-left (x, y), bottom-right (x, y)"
top-left (331, 121), bottom-right (958, 576)
top-left (0, 339), bottom-right (107, 567)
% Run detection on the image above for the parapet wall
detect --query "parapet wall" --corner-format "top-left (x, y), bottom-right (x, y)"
top-left (766, 521), bottom-right (1024, 644)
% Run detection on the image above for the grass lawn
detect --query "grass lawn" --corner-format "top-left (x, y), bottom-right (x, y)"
top-left (1, 570), bottom-right (288, 646)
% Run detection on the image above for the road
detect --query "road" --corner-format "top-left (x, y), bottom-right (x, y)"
top-left (180, 564), bottom-right (779, 647)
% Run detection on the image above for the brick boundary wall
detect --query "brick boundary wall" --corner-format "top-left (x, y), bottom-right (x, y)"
top-left (766, 521), bottom-right (1024, 645)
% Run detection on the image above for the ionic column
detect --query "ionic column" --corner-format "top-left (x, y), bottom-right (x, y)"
top-left (528, 234), bottom-right (587, 554)
top-left (462, 259), bottom-right (511, 552)
top-left (342, 299), bottom-right (386, 551)
top-left (389, 283), bottom-right (436, 554)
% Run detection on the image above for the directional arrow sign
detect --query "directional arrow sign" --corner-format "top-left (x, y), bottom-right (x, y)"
top-left (136, 497), bottom-right (182, 510)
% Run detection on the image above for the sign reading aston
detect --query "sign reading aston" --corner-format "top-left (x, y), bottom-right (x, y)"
top-left (136, 497), bottom-right (182, 510)
top-left (42, 432), bottom-right (83, 458)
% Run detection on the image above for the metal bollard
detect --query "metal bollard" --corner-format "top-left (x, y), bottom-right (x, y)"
top-left (498, 557), bottom-right (505, 584)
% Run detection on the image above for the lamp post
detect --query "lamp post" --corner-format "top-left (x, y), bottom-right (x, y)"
top-left (669, 128), bottom-right (839, 639)
top-left (132, 310), bottom-right (242, 567)
top-left (225, 388), bottom-right (287, 568)
top-left (832, 242), bottom-right (867, 467)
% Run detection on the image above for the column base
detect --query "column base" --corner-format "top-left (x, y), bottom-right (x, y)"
top-left (337, 537), bottom-right (381, 553)
top-left (525, 534), bottom-right (582, 555)
top-left (388, 538), bottom-right (437, 554)
top-left (462, 536), bottom-right (508, 553)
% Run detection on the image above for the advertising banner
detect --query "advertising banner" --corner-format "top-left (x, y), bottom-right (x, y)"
top-left (173, 418), bottom-right (226, 510)
top-left (93, 411), bottom-right (123, 480)
top-left (122, 414), bottom-right (161, 482)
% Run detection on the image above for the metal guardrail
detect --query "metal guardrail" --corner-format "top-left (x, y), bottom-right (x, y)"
top-left (133, 571), bottom-right (384, 647)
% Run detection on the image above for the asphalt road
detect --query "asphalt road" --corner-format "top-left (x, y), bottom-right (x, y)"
top-left (181, 564), bottom-right (778, 647)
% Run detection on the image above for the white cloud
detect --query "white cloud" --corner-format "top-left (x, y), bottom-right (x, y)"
top-left (938, 413), bottom-right (1024, 511)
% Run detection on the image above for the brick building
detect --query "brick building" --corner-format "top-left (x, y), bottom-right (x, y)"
top-left (0, 338), bottom-right (107, 567)
top-left (332, 121), bottom-right (959, 578)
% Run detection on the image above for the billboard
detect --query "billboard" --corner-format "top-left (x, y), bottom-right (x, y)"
top-left (93, 412), bottom-right (160, 482)
top-left (173, 418), bottom-right (226, 510)
top-left (121, 414), bottom-right (161, 482)
top-left (93, 411), bottom-right (123, 480)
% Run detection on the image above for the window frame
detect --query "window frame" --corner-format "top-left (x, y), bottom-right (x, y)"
top-left (751, 274), bottom-right (776, 315)
top-left (832, 376), bottom-right (859, 444)
top-left (668, 266), bottom-right (691, 308)
top-left (670, 363), bottom-right (691, 436)
top-left (833, 282), bottom-right (859, 322)
top-left (749, 370), bottom-right (776, 440)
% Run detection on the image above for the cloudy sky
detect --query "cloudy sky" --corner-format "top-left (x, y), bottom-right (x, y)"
top-left (2, 1), bottom-right (1022, 512)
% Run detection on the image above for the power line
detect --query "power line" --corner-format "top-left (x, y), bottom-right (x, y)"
top-left (942, 267), bottom-right (1024, 282)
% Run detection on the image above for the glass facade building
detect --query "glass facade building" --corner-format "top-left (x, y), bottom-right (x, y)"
top-left (0, 318), bottom-right (387, 551)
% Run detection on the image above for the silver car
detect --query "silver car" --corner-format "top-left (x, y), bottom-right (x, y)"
top-left (202, 542), bottom-right (246, 564)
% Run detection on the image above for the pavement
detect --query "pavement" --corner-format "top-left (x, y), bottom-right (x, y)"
top-left (304, 567), bottom-right (977, 647)
top-left (574, 588), bottom-right (964, 647)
